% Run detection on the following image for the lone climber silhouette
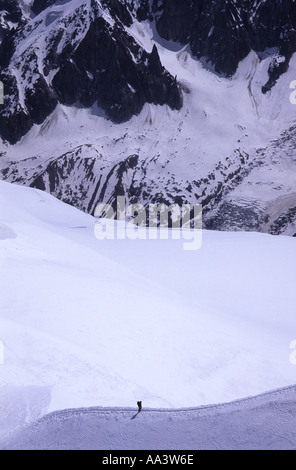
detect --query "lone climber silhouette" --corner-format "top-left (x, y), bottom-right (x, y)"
top-left (137, 401), bottom-right (142, 412)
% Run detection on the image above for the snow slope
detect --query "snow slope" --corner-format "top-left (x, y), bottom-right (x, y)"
top-left (0, 181), bottom-right (296, 440)
top-left (2, 386), bottom-right (296, 450)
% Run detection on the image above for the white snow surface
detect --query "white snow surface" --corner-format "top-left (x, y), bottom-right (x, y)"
top-left (2, 386), bottom-right (296, 450)
top-left (0, 181), bottom-right (296, 440)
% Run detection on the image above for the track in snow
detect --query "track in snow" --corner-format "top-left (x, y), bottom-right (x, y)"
top-left (2, 386), bottom-right (296, 450)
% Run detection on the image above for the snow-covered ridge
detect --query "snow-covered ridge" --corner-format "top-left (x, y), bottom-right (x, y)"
top-left (2, 386), bottom-right (296, 449)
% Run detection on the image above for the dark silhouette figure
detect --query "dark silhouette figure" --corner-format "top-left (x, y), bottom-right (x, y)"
top-left (131, 401), bottom-right (143, 420)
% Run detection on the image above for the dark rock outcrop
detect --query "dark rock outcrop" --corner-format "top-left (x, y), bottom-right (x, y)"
top-left (0, 72), bottom-right (33, 144)
top-left (147, 0), bottom-right (296, 79)
top-left (0, 0), bottom-right (24, 42)
top-left (52, 17), bottom-right (182, 124)
top-left (0, 0), bottom-right (183, 144)
top-left (0, 0), bottom-right (295, 144)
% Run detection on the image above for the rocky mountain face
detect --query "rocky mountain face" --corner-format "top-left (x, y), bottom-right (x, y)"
top-left (0, 0), bottom-right (296, 235)
top-left (0, 0), bottom-right (295, 144)
top-left (0, 0), bottom-right (25, 41)
top-left (131, 0), bottom-right (296, 85)
top-left (0, 0), bottom-right (182, 144)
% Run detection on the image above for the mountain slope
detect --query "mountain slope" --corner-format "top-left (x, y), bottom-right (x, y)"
top-left (0, 0), bottom-right (182, 143)
top-left (1, 0), bottom-right (295, 144)
top-left (130, 0), bottom-right (296, 83)
top-left (0, 181), bottom-right (296, 439)
top-left (0, 0), bottom-right (296, 234)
